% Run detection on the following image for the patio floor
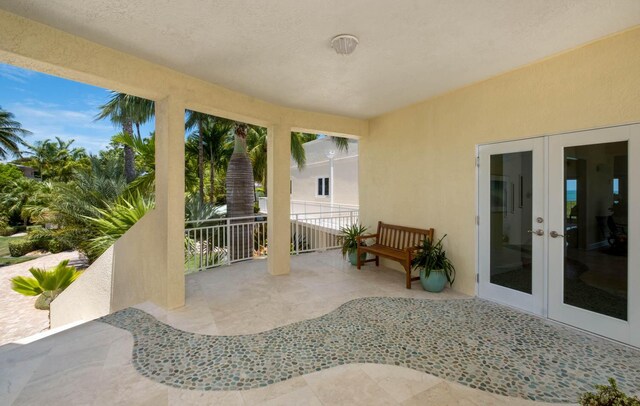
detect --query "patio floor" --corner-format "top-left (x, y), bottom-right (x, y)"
top-left (1, 251), bottom-right (639, 405)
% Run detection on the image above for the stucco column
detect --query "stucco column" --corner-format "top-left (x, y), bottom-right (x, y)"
top-left (155, 95), bottom-right (185, 308)
top-left (267, 123), bottom-right (291, 275)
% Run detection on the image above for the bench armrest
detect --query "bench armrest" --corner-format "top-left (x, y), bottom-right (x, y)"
top-left (356, 233), bottom-right (379, 243)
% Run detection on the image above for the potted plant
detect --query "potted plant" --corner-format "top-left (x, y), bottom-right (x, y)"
top-left (411, 234), bottom-right (455, 292)
top-left (339, 223), bottom-right (368, 266)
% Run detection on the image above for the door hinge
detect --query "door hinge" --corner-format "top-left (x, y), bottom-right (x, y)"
top-left (475, 156), bottom-right (480, 167)
top-left (475, 215), bottom-right (479, 225)
top-left (476, 274), bottom-right (479, 283)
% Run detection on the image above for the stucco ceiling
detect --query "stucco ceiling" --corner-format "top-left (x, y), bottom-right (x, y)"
top-left (1, 1), bottom-right (639, 118)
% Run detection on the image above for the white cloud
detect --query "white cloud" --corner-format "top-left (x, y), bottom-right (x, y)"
top-left (0, 64), bottom-right (37, 84)
top-left (7, 102), bottom-right (117, 155)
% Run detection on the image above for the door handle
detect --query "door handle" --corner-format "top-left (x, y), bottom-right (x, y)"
top-left (528, 229), bottom-right (544, 236)
top-left (550, 230), bottom-right (564, 238)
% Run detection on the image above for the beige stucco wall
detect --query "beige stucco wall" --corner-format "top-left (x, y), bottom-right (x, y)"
top-left (50, 246), bottom-right (114, 328)
top-left (360, 26), bottom-right (640, 296)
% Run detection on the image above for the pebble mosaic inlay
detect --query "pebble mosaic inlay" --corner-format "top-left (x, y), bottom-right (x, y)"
top-left (98, 297), bottom-right (640, 402)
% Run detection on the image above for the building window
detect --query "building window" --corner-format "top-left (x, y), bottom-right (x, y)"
top-left (317, 177), bottom-right (330, 196)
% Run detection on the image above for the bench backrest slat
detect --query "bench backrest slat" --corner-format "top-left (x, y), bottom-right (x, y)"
top-left (374, 221), bottom-right (434, 250)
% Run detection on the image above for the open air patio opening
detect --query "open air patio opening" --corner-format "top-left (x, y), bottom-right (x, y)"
top-left (1, 2), bottom-right (640, 404)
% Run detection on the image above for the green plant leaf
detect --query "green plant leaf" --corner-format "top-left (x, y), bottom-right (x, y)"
top-left (11, 259), bottom-right (81, 298)
top-left (11, 275), bottom-right (43, 296)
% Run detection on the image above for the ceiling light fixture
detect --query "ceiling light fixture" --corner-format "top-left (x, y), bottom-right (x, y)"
top-left (331, 34), bottom-right (359, 55)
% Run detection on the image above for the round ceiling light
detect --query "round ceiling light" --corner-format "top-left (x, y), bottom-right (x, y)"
top-left (331, 34), bottom-right (359, 55)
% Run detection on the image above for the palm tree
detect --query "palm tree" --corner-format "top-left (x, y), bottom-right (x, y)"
top-left (112, 131), bottom-right (155, 195)
top-left (247, 128), bottom-right (307, 195)
top-left (330, 136), bottom-right (349, 152)
top-left (186, 118), bottom-right (233, 204)
top-left (0, 106), bottom-right (31, 159)
top-left (96, 93), bottom-right (154, 183)
top-left (11, 259), bottom-right (82, 311)
top-left (185, 111), bottom-right (209, 202)
top-left (24, 137), bottom-right (89, 181)
top-left (226, 122), bottom-right (255, 260)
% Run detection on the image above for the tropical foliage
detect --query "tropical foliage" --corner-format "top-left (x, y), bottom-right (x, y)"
top-left (339, 223), bottom-right (368, 258)
top-left (96, 92), bottom-right (154, 183)
top-left (579, 378), bottom-right (640, 405)
top-left (0, 100), bottom-right (352, 268)
top-left (23, 137), bottom-right (90, 181)
top-left (85, 192), bottom-right (155, 259)
top-left (411, 234), bottom-right (456, 285)
top-left (0, 163), bottom-right (23, 186)
top-left (11, 259), bottom-right (82, 310)
top-left (0, 106), bottom-right (31, 159)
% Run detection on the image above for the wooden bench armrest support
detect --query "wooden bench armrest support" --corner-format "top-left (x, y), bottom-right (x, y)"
top-left (356, 233), bottom-right (379, 242)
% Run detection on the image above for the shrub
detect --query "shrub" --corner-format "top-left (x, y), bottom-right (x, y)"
top-left (580, 378), bottom-right (640, 406)
top-left (45, 238), bottom-right (70, 254)
top-left (11, 260), bottom-right (82, 310)
top-left (8, 240), bottom-right (35, 257)
top-left (0, 226), bottom-right (16, 236)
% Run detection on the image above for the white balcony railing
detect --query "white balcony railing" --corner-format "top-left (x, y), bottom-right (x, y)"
top-left (258, 197), bottom-right (359, 215)
top-left (185, 209), bottom-right (359, 273)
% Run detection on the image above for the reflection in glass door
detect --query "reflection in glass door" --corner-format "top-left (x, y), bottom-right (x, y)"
top-left (562, 141), bottom-right (628, 320)
top-left (548, 126), bottom-right (638, 346)
top-left (478, 138), bottom-right (544, 315)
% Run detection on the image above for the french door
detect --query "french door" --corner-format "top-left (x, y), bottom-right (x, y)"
top-left (479, 124), bottom-right (639, 347)
top-left (478, 138), bottom-right (545, 315)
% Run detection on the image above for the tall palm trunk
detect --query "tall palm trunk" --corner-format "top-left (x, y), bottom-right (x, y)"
top-left (123, 120), bottom-right (136, 183)
top-left (226, 124), bottom-right (255, 260)
top-left (198, 120), bottom-right (205, 202)
top-left (209, 149), bottom-right (216, 204)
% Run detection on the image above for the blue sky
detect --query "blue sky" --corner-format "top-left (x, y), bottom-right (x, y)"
top-left (0, 63), bottom-right (155, 158)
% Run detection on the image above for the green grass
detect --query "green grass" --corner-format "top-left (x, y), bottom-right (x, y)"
top-left (0, 235), bottom-right (41, 267)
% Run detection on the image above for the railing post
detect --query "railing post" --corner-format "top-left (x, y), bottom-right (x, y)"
top-left (294, 214), bottom-right (300, 255)
top-left (226, 217), bottom-right (232, 265)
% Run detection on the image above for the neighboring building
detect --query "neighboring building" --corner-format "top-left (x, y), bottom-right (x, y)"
top-left (13, 164), bottom-right (38, 179)
top-left (290, 137), bottom-right (358, 209)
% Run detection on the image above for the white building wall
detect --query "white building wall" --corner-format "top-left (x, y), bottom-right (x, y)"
top-left (290, 138), bottom-right (359, 206)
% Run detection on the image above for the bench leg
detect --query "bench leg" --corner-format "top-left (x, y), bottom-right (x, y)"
top-left (375, 256), bottom-right (379, 267)
top-left (405, 265), bottom-right (412, 289)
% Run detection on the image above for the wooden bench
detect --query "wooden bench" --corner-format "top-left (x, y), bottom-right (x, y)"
top-left (356, 221), bottom-right (434, 289)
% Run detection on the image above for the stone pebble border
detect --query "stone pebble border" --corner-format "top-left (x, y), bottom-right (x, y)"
top-left (98, 297), bottom-right (640, 403)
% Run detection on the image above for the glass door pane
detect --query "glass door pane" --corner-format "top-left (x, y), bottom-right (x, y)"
top-left (489, 151), bottom-right (533, 294)
top-left (563, 141), bottom-right (628, 320)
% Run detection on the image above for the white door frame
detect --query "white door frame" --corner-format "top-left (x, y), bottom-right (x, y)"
top-left (547, 124), bottom-right (639, 347)
top-left (478, 137), bottom-right (545, 315)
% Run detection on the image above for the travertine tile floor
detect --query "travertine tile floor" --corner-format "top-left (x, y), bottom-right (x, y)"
top-left (0, 251), bottom-right (606, 405)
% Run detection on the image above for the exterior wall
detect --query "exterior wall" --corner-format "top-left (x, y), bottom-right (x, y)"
top-left (360, 27), bottom-right (640, 296)
top-left (290, 138), bottom-right (359, 206)
top-left (14, 165), bottom-right (36, 179)
top-left (50, 246), bottom-right (114, 328)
